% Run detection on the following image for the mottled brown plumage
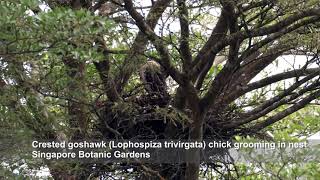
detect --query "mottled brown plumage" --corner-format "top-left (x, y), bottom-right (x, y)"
top-left (139, 60), bottom-right (167, 96)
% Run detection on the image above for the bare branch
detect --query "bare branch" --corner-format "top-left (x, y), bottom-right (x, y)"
top-left (244, 68), bottom-right (320, 93)
top-left (247, 89), bottom-right (320, 133)
top-left (239, 0), bottom-right (276, 12)
top-left (225, 75), bottom-right (320, 128)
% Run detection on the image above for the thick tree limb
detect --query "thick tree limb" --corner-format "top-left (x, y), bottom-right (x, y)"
top-left (191, 9), bottom-right (229, 77)
top-left (194, 1), bottom-right (240, 91)
top-left (192, 7), bottom-right (320, 76)
top-left (93, 39), bottom-right (122, 102)
top-left (0, 77), bottom-right (6, 91)
top-left (215, 43), bottom-right (315, 107)
top-left (123, 0), bottom-right (184, 85)
top-left (94, 60), bottom-right (122, 102)
top-left (193, 14), bottom-right (229, 89)
top-left (177, 0), bottom-right (192, 71)
top-left (210, 44), bottom-right (294, 111)
top-left (115, 0), bottom-right (172, 93)
top-left (191, 10), bottom-right (320, 100)
top-left (201, 45), bottom-right (289, 111)
top-left (63, 56), bottom-right (88, 139)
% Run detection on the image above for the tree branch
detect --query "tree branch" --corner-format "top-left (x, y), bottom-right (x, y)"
top-left (200, 45), bottom-right (289, 111)
top-left (211, 44), bottom-right (294, 111)
top-left (225, 75), bottom-right (320, 128)
top-left (244, 68), bottom-right (320, 93)
top-left (193, 7), bottom-right (320, 73)
top-left (115, 0), bottom-right (172, 93)
top-left (247, 89), bottom-right (320, 133)
top-left (93, 39), bottom-right (122, 102)
top-left (63, 56), bottom-right (88, 139)
top-left (191, 9), bottom-right (229, 77)
top-left (123, 0), bottom-right (184, 85)
top-left (239, 16), bottom-right (320, 62)
top-left (239, 0), bottom-right (276, 12)
top-left (177, 0), bottom-right (192, 71)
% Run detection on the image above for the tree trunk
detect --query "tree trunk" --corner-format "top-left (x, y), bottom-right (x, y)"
top-left (185, 112), bottom-right (204, 180)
